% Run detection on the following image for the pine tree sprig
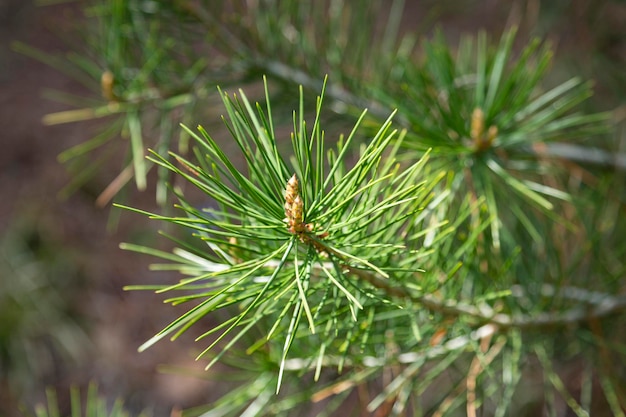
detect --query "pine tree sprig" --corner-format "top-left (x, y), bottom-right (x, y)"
top-left (117, 79), bottom-right (444, 391)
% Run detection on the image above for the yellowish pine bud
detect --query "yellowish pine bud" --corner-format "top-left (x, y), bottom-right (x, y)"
top-left (292, 195), bottom-right (303, 229)
top-left (101, 70), bottom-right (116, 102)
top-left (285, 174), bottom-right (298, 218)
top-left (471, 108), bottom-right (499, 152)
top-left (470, 108), bottom-right (484, 141)
top-left (285, 174), bottom-right (308, 234)
top-left (286, 174), bottom-right (298, 201)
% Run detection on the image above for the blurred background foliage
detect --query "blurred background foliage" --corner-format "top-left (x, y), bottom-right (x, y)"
top-left (1, 0), bottom-right (626, 416)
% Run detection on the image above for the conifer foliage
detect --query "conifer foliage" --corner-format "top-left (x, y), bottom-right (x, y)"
top-left (23, 1), bottom-right (626, 416)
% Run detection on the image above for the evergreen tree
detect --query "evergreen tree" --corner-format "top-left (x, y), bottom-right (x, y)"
top-left (17, 1), bottom-right (626, 416)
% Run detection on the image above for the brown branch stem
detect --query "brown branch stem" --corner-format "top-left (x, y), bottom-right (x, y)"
top-left (340, 260), bottom-right (626, 330)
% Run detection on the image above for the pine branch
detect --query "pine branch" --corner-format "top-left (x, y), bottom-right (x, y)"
top-left (187, 253), bottom-right (626, 331)
top-left (346, 263), bottom-right (626, 328)
top-left (261, 59), bottom-right (626, 170)
top-left (113, 70), bottom-right (625, 415)
top-left (174, 3), bottom-right (624, 171)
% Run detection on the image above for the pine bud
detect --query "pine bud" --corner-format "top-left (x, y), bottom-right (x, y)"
top-left (291, 195), bottom-right (304, 231)
top-left (284, 174), bottom-right (305, 234)
top-left (101, 70), bottom-right (117, 102)
top-left (470, 107), bottom-right (498, 151)
top-left (470, 108), bottom-right (485, 142)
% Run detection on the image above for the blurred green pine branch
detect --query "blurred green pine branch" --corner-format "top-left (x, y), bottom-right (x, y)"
top-left (0, 221), bottom-right (90, 410)
top-left (23, 383), bottom-right (148, 417)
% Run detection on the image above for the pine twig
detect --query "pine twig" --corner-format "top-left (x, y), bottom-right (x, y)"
top-left (187, 253), bottom-right (626, 331)
top-left (261, 60), bottom-right (626, 170)
top-left (353, 265), bottom-right (626, 329)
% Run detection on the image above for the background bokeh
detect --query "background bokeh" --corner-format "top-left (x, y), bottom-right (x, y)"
top-left (1, 1), bottom-right (624, 416)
